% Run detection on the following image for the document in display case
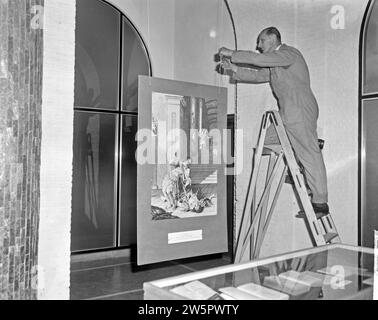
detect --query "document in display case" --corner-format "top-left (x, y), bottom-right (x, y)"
top-left (144, 244), bottom-right (375, 300)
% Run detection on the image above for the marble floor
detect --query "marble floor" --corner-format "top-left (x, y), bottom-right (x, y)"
top-left (70, 250), bottom-right (232, 300)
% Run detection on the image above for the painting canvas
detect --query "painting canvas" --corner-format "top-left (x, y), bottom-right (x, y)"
top-left (137, 76), bottom-right (228, 265)
top-left (151, 92), bottom-right (218, 220)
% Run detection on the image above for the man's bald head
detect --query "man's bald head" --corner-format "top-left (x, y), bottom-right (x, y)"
top-left (257, 26), bottom-right (282, 53)
top-left (259, 27), bottom-right (281, 43)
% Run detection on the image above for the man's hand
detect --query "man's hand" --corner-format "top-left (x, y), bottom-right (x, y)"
top-left (218, 58), bottom-right (237, 73)
top-left (218, 47), bottom-right (234, 59)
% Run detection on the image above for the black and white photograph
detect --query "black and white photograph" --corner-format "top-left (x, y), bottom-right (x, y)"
top-left (1, 0), bottom-right (378, 306)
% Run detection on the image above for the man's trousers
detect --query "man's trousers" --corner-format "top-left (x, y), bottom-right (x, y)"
top-left (264, 121), bottom-right (328, 204)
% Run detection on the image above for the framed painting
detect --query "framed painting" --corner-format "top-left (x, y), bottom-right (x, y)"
top-left (137, 76), bottom-right (228, 265)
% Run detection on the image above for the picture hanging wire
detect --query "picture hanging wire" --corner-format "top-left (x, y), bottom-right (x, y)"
top-left (216, 0), bottom-right (224, 95)
top-left (147, 0), bottom-right (152, 86)
top-left (223, 0), bottom-right (238, 113)
top-left (223, 0), bottom-right (238, 226)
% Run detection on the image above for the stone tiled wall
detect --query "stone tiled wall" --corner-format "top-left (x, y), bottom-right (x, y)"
top-left (0, 0), bottom-right (44, 300)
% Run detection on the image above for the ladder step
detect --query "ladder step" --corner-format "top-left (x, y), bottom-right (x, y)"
top-left (263, 144), bottom-right (282, 155)
top-left (296, 211), bottom-right (329, 220)
top-left (324, 232), bottom-right (338, 243)
top-left (315, 212), bottom-right (330, 220)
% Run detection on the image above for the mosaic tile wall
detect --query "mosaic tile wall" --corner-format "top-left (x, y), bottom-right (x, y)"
top-left (0, 0), bottom-right (44, 300)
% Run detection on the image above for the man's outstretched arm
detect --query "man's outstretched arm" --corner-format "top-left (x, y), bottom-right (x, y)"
top-left (219, 59), bottom-right (270, 83)
top-left (231, 49), bottom-right (296, 67)
top-left (233, 66), bottom-right (270, 83)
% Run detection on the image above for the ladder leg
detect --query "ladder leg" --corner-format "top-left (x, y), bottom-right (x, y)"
top-left (249, 150), bottom-right (258, 260)
top-left (235, 148), bottom-right (261, 261)
top-left (254, 151), bottom-right (276, 258)
top-left (249, 183), bottom-right (257, 260)
top-left (254, 163), bottom-right (287, 259)
top-left (236, 153), bottom-right (284, 262)
top-left (235, 113), bottom-right (271, 262)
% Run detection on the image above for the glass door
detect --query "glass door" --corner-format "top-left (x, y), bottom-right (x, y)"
top-left (72, 0), bottom-right (151, 252)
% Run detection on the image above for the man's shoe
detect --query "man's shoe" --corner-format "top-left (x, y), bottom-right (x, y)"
top-left (312, 203), bottom-right (329, 219)
top-left (312, 203), bottom-right (329, 213)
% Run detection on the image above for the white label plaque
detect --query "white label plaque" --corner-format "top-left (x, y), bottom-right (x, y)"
top-left (168, 230), bottom-right (203, 244)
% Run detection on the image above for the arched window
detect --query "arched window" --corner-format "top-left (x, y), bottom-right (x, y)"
top-left (360, 0), bottom-right (378, 248)
top-left (72, 0), bottom-right (151, 252)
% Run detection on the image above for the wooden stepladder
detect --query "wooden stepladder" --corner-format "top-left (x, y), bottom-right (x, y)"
top-left (234, 111), bottom-right (340, 263)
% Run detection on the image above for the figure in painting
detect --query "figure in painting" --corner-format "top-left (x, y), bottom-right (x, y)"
top-left (161, 158), bottom-right (192, 210)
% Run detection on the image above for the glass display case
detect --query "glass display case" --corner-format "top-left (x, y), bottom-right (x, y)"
top-left (143, 244), bottom-right (376, 300)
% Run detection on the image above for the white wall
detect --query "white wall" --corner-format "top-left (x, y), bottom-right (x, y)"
top-left (39, 0), bottom-right (76, 299)
top-left (173, 0), bottom-right (236, 114)
top-left (109, 0), bottom-right (236, 114)
top-left (229, 0), bottom-right (369, 259)
top-left (108, 0), bottom-right (175, 80)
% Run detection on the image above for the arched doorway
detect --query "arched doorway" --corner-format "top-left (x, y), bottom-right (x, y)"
top-left (72, 0), bottom-right (152, 252)
top-left (360, 0), bottom-right (378, 248)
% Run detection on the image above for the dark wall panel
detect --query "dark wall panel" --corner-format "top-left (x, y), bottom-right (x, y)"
top-left (362, 99), bottom-right (378, 248)
top-left (71, 111), bottom-right (117, 251)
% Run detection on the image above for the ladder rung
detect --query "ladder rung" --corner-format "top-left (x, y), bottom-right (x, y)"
top-left (324, 232), bottom-right (338, 243)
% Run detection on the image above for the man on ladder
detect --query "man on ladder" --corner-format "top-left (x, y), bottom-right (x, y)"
top-left (218, 26), bottom-right (329, 218)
